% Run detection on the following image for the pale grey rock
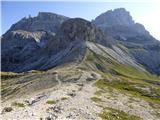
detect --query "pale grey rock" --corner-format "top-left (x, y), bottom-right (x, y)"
top-left (93, 8), bottom-right (153, 42)
top-left (131, 46), bottom-right (160, 74)
top-left (93, 8), bottom-right (134, 27)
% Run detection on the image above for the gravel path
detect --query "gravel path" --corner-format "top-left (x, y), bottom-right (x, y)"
top-left (1, 81), bottom-right (102, 120)
top-left (1, 78), bottom-right (159, 120)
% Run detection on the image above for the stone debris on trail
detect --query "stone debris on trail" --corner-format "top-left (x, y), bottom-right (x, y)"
top-left (1, 78), bottom-right (159, 120)
top-left (1, 71), bottom-right (159, 120)
top-left (1, 80), bottom-right (101, 120)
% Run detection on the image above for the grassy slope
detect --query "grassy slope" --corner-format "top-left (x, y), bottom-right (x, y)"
top-left (85, 50), bottom-right (160, 102)
top-left (99, 107), bottom-right (142, 120)
top-left (84, 49), bottom-right (160, 119)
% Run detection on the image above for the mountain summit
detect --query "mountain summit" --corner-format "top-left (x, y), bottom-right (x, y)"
top-left (93, 8), bottom-right (152, 41)
top-left (8, 12), bottom-right (69, 33)
top-left (94, 8), bottom-right (134, 27)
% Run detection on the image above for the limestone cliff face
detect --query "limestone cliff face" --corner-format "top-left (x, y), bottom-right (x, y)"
top-left (94, 8), bottom-right (134, 27)
top-left (93, 8), bottom-right (151, 41)
top-left (46, 18), bottom-right (113, 53)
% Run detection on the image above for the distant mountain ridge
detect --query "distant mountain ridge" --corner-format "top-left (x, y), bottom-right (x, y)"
top-left (8, 12), bottom-right (69, 33)
top-left (1, 8), bottom-right (160, 75)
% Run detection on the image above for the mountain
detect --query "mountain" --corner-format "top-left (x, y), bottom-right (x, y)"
top-left (1, 16), bottom-right (143, 73)
top-left (1, 12), bottom-right (68, 72)
top-left (94, 8), bottom-right (134, 26)
top-left (1, 9), bottom-right (160, 120)
top-left (93, 8), bottom-right (156, 42)
top-left (93, 8), bottom-right (160, 75)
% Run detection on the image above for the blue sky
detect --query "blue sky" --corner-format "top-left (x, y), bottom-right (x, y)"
top-left (1, 1), bottom-right (160, 40)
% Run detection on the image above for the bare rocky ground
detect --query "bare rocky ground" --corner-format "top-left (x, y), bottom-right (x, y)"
top-left (1, 74), bottom-right (159, 120)
top-left (1, 80), bottom-right (101, 120)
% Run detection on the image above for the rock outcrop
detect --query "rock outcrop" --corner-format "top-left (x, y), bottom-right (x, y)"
top-left (46, 18), bottom-right (113, 53)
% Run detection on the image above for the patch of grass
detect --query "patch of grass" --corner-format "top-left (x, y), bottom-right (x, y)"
top-left (61, 97), bottom-right (68, 100)
top-left (86, 53), bottom-right (95, 61)
top-left (128, 104), bottom-right (134, 109)
top-left (110, 64), bottom-right (149, 80)
top-left (95, 79), bottom-right (160, 104)
top-left (109, 63), bottom-right (160, 83)
top-left (46, 100), bottom-right (57, 104)
top-left (91, 97), bottom-right (103, 102)
top-left (1, 72), bottom-right (19, 80)
top-left (96, 104), bottom-right (104, 108)
top-left (94, 90), bottom-right (102, 96)
top-left (12, 102), bottom-right (25, 107)
top-left (90, 50), bottom-right (160, 83)
top-left (99, 107), bottom-right (142, 120)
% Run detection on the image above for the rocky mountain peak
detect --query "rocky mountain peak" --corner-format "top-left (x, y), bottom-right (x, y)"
top-left (8, 12), bottom-right (69, 33)
top-left (93, 8), bottom-right (154, 42)
top-left (59, 18), bottom-right (97, 42)
top-left (93, 8), bottom-right (134, 27)
top-left (37, 12), bottom-right (68, 21)
top-left (58, 18), bottom-right (113, 46)
top-left (45, 18), bottom-right (113, 54)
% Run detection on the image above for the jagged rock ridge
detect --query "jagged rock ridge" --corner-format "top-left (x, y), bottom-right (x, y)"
top-left (1, 9), bottom-right (160, 75)
top-left (8, 12), bottom-right (69, 33)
